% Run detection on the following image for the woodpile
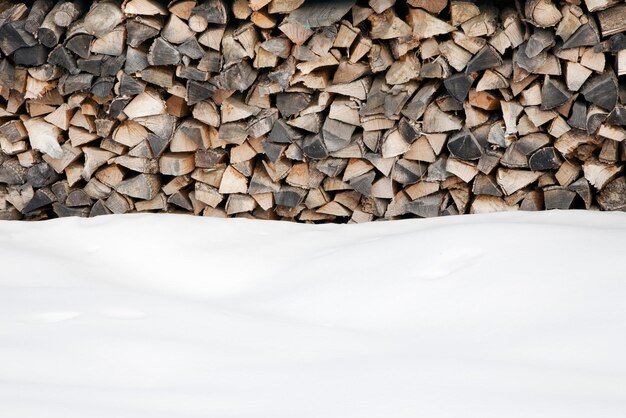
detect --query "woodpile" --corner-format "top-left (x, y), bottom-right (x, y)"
top-left (0, 0), bottom-right (625, 222)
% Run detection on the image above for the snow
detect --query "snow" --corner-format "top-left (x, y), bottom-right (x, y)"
top-left (1, 211), bottom-right (626, 417)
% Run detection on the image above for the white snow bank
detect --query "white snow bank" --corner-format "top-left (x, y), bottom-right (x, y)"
top-left (1, 211), bottom-right (626, 418)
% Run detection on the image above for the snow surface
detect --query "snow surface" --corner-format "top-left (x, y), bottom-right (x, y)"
top-left (1, 211), bottom-right (626, 417)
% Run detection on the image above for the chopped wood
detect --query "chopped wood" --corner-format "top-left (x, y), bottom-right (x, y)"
top-left (0, 0), bottom-right (621, 221)
top-left (115, 173), bottom-right (161, 200)
top-left (466, 45), bottom-right (503, 73)
top-left (443, 73), bottom-right (473, 103)
top-left (597, 176), bottom-right (626, 210)
top-left (123, 89), bottom-right (166, 119)
top-left (423, 105), bottom-right (462, 133)
top-left (37, 1), bottom-right (67, 48)
top-left (581, 72), bottom-right (618, 111)
top-left (25, 0), bottom-right (54, 36)
top-left (407, 8), bottom-right (454, 40)
top-left (159, 153), bottom-right (195, 176)
top-left (529, 147), bottom-right (563, 171)
top-left (565, 62), bottom-right (592, 92)
top-left (83, 1), bottom-right (124, 38)
top-left (583, 160), bottom-right (622, 189)
top-left (54, 1), bottom-right (86, 27)
top-left (561, 23), bottom-right (600, 49)
top-left (525, 0), bottom-right (562, 28)
top-left (496, 169), bottom-right (542, 195)
top-left (544, 186), bottom-right (576, 210)
top-left (447, 129), bottom-right (482, 161)
top-left (541, 76), bottom-right (571, 110)
top-left (596, 4), bottom-right (626, 37)
top-left (450, 1), bottom-right (479, 26)
top-left (287, 0), bottom-right (355, 28)
top-left (23, 118), bottom-right (63, 159)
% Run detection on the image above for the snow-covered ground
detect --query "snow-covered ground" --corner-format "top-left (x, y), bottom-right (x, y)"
top-left (1, 211), bottom-right (626, 418)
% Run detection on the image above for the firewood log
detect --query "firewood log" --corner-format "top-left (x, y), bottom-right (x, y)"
top-left (37, 1), bottom-right (68, 48)
top-left (83, 1), bottom-right (124, 37)
top-left (115, 173), bottom-right (161, 200)
top-left (596, 4), bottom-right (626, 37)
top-left (525, 0), bottom-right (562, 28)
top-left (54, 0), bottom-right (87, 27)
top-left (124, 0), bottom-right (167, 16)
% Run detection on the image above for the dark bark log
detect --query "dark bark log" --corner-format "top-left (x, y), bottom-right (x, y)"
top-left (529, 147), bottom-right (563, 171)
top-left (582, 72), bottom-right (618, 111)
top-left (561, 23), bottom-right (599, 49)
top-left (186, 80), bottom-right (216, 106)
top-left (23, 188), bottom-right (56, 214)
top-left (14, 45), bottom-right (49, 66)
top-left (269, 119), bottom-right (303, 144)
top-left (541, 76), bottom-right (571, 110)
top-left (211, 61), bottom-right (257, 91)
top-left (444, 72), bottom-right (473, 102)
top-left (65, 34), bottom-right (93, 59)
top-left (0, 21), bottom-right (37, 55)
top-left (37, 1), bottom-right (68, 48)
top-left (58, 73), bottom-right (94, 95)
top-left (26, 163), bottom-right (59, 188)
top-left (447, 129), bottom-right (483, 161)
top-left (148, 38), bottom-right (181, 66)
top-left (118, 72), bottom-right (146, 96)
top-left (466, 45), bottom-right (502, 73)
top-left (301, 134), bottom-right (329, 160)
top-left (24, 0), bottom-right (54, 35)
top-left (48, 45), bottom-right (80, 75)
top-left (544, 186), bottom-right (576, 210)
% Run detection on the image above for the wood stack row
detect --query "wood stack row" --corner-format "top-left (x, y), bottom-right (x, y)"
top-left (0, 0), bottom-right (625, 222)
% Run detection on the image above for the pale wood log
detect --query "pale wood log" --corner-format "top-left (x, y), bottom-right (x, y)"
top-left (407, 8), bottom-right (454, 40)
top-left (24, 118), bottom-right (63, 158)
top-left (84, 1), bottom-right (124, 37)
top-left (159, 152), bottom-right (196, 176)
top-left (446, 158), bottom-right (478, 183)
top-left (496, 169), bottom-right (542, 195)
top-left (123, 89), bottom-right (166, 119)
top-left (219, 165), bottom-right (248, 194)
top-left (124, 0), bottom-right (167, 15)
top-left (583, 160), bottom-right (622, 190)
top-left (82, 147), bottom-right (115, 180)
top-left (525, 0), bottom-right (562, 28)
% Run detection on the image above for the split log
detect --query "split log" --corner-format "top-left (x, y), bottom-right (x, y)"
top-left (115, 173), bottom-right (161, 200)
top-left (447, 129), bottom-right (482, 161)
top-left (525, 0), bottom-right (562, 28)
top-left (83, 1), bottom-right (124, 37)
top-left (583, 160), bottom-right (622, 189)
top-left (159, 153), bottom-right (195, 176)
top-left (189, 0), bottom-right (228, 31)
top-left (581, 72), bottom-right (618, 111)
top-left (23, 118), bottom-right (63, 159)
top-left (596, 4), bottom-right (626, 37)
top-left (496, 169), bottom-right (542, 195)
top-left (544, 186), bottom-right (576, 210)
top-left (597, 177), bottom-right (626, 211)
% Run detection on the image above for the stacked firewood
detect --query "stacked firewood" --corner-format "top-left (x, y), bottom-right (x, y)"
top-left (0, 0), bottom-right (625, 222)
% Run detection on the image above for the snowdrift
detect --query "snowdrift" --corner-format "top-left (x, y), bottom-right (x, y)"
top-left (1, 211), bottom-right (626, 417)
